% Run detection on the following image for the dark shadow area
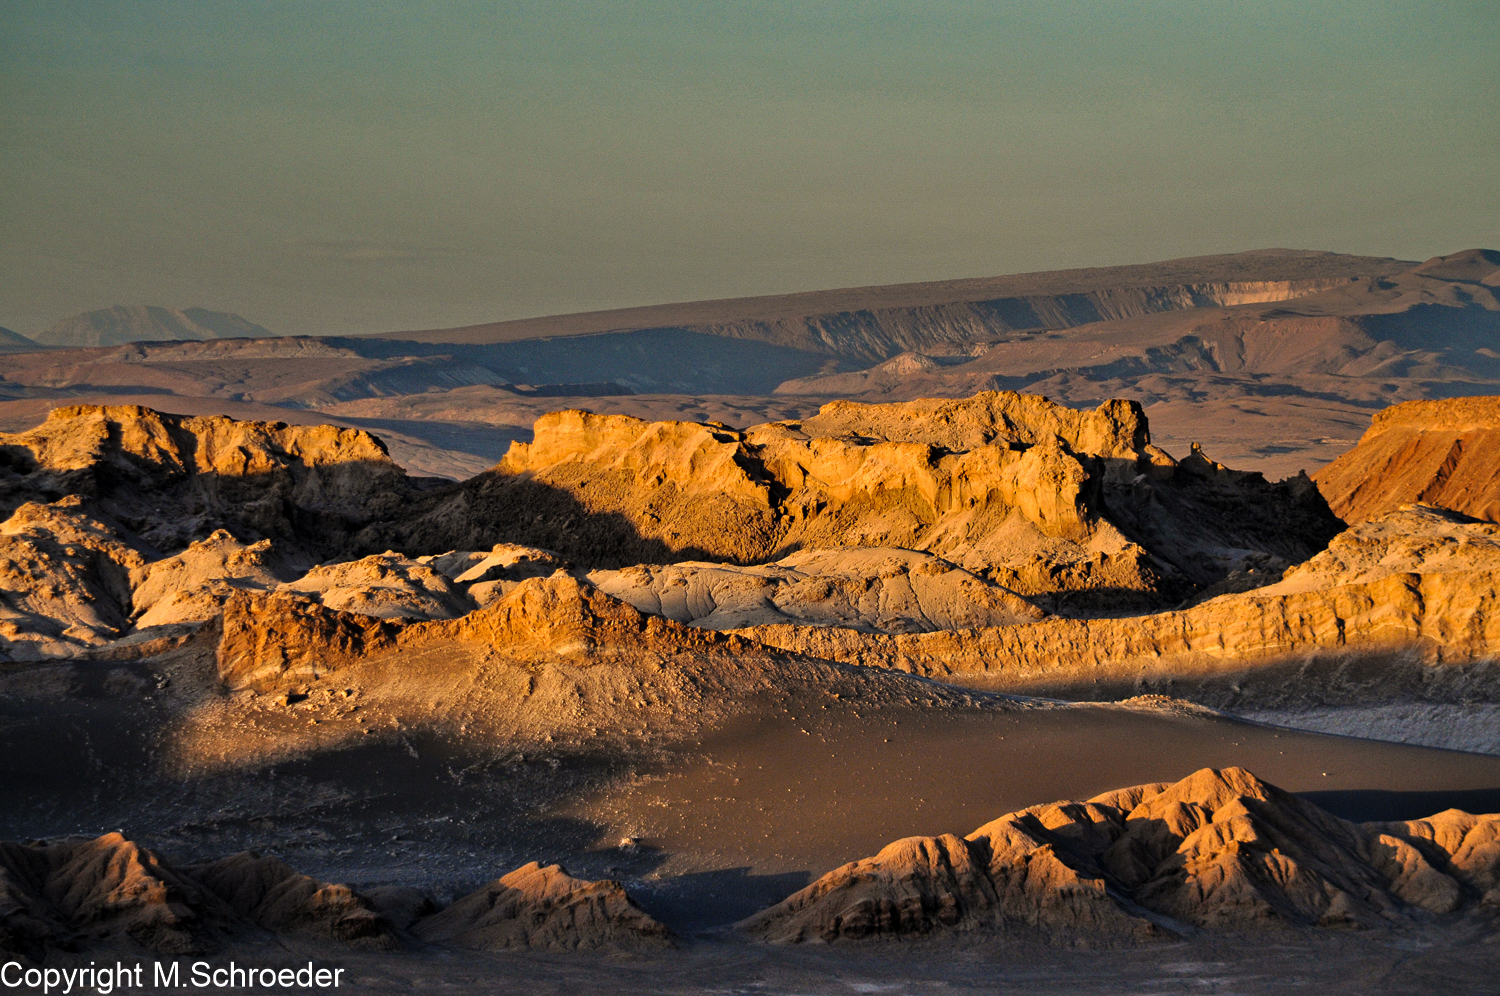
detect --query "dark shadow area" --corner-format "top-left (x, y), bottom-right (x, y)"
top-left (627, 867), bottom-right (813, 934)
top-left (1300, 788), bottom-right (1500, 823)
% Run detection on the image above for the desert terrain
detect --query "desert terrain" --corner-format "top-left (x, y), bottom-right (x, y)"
top-left (2, 249), bottom-right (1499, 993)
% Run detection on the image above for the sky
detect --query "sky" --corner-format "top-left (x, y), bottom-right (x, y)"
top-left (2, 1), bottom-right (1497, 337)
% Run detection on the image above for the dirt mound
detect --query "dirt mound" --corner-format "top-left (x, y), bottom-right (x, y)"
top-left (0, 404), bottom-right (411, 555)
top-left (740, 767), bottom-right (1500, 944)
top-left (588, 547), bottom-right (1043, 633)
top-left (1314, 396), bottom-right (1500, 524)
top-left (371, 392), bottom-right (1339, 609)
top-left (413, 862), bottom-right (670, 951)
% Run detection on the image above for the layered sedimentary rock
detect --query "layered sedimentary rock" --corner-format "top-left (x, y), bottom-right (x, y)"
top-left (370, 392), bottom-right (1340, 609)
top-left (186, 852), bottom-right (394, 947)
top-left (0, 404), bottom-right (411, 555)
top-left (741, 768), bottom-right (1500, 944)
top-left (1315, 396), bottom-right (1500, 524)
top-left (413, 862), bottom-right (671, 951)
top-left (735, 504), bottom-right (1500, 693)
top-left (588, 547), bottom-right (1043, 634)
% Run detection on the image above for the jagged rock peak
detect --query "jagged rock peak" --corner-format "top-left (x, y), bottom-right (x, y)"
top-left (0, 833), bottom-right (393, 960)
top-left (739, 767), bottom-right (1500, 944)
top-left (413, 861), bottom-right (671, 951)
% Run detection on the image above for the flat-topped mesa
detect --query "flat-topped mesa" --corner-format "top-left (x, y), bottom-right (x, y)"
top-left (1315, 396), bottom-right (1500, 525)
top-left (0, 404), bottom-right (412, 555)
top-left (739, 767), bottom-right (1500, 945)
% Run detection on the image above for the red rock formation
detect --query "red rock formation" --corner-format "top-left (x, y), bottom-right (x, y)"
top-left (1315, 396), bottom-right (1500, 524)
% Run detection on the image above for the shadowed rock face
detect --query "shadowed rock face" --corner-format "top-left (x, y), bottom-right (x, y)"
top-left (739, 768), bottom-right (1500, 945)
top-left (413, 862), bottom-right (671, 951)
top-left (1315, 396), bottom-right (1500, 525)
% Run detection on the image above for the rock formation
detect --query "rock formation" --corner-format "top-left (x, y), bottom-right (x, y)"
top-left (131, 529), bottom-right (306, 628)
top-left (278, 552), bottom-right (475, 621)
top-left (588, 547), bottom-right (1043, 633)
top-left (733, 503), bottom-right (1500, 694)
top-left (0, 497), bottom-right (145, 658)
top-left (186, 851), bottom-right (395, 947)
top-left (0, 833), bottom-right (395, 959)
top-left (740, 767), bottom-right (1500, 945)
top-left (412, 862), bottom-right (671, 951)
top-left (0, 405), bottom-right (412, 556)
top-left (371, 392), bottom-right (1340, 611)
top-left (1315, 396), bottom-right (1500, 525)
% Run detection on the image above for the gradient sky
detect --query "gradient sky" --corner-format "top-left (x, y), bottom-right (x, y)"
top-left (2, 1), bottom-right (1497, 337)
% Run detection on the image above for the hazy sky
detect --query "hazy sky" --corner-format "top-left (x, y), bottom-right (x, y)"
top-left (2, 1), bottom-right (1497, 337)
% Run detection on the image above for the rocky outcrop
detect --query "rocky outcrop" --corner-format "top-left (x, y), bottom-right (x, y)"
top-left (0, 834), bottom-right (398, 960)
top-left (278, 552), bottom-right (475, 621)
top-left (374, 392), bottom-right (1339, 608)
top-left (186, 852), bottom-right (395, 948)
top-left (733, 504), bottom-right (1500, 694)
top-left (1315, 396), bottom-right (1500, 524)
top-left (413, 862), bottom-right (670, 951)
top-left (0, 834), bottom-right (238, 958)
top-left (588, 547), bottom-right (1043, 633)
top-left (131, 530), bottom-right (306, 628)
top-left (216, 590), bottom-right (400, 691)
top-left (0, 404), bottom-right (411, 555)
top-left (740, 768), bottom-right (1500, 945)
top-left (0, 497), bottom-right (146, 659)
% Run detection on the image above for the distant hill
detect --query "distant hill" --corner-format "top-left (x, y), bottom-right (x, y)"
top-left (0, 326), bottom-right (42, 353)
top-left (33, 306), bottom-right (271, 348)
top-left (385, 248), bottom-right (1417, 358)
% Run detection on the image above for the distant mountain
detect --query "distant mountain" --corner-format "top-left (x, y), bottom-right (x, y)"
top-left (0, 325), bottom-right (42, 353)
top-left (32, 306), bottom-right (272, 347)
